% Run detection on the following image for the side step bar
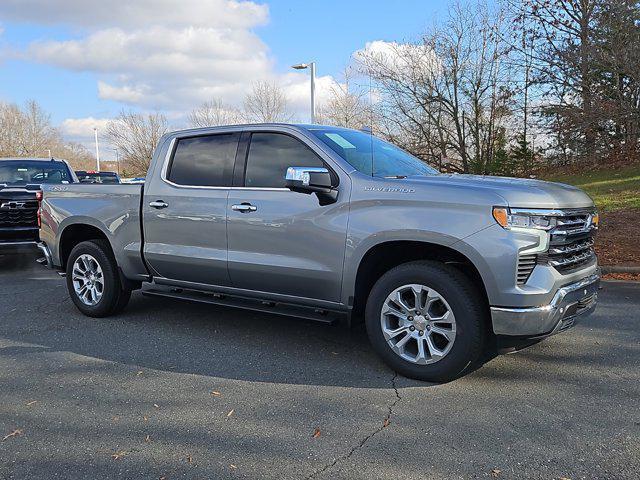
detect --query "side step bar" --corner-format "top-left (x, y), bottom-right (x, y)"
top-left (141, 286), bottom-right (344, 325)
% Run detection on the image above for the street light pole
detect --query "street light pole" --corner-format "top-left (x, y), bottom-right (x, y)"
top-left (309, 62), bottom-right (316, 124)
top-left (114, 149), bottom-right (120, 175)
top-left (292, 61), bottom-right (316, 124)
top-left (93, 127), bottom-right (101, 171)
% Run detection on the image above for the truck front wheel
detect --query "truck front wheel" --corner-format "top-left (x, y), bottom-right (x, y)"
top-left (66, 240), bottom-right (131, 317)
top-left (365, 260), bottom-right (485, 382)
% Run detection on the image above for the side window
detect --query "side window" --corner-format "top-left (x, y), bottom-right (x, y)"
top-left (168, 133), bottom-right (239, 187)
top-left (245, 133), bottom-right (324, 188)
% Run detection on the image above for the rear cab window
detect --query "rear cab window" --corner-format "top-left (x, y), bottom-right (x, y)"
top-left (168, 133), bottom-right (240, 187)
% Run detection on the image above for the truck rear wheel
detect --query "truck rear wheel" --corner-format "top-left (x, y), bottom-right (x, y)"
top-left (66, 240), bottom-right (131, 317)
top-left (365, 260), bottom-right (485, 382)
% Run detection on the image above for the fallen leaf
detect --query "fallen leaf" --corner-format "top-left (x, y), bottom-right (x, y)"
top-left (230, 464), bottom-right (237, 469)
top-left (143, 416), bottom-right (149, 422)
top-left (491, 469), bottom-right (501, 478)
top-left (226, 409), bottom-right (235, 418)
top-left (153, 404), bottom-right (160, 409)
top-left (111, 450), bottom-right (127, 460)
top-left (145, 435), bottom-right (151, 443)
top-left (383, 419), bottom-right (390, 428)
top-left (2, 429), bottom-right (23, 441)
top-left (136, 371), bottom-right (144, 376)
top-left (25, 400), bottom-right (37, 406)
top-left (112, 416), bottom-right (120, 422)
top-left (312, 428), bottom-right (321, 438)
top-left (558, 477), bottom-right (571, 480)
top-left (211, 391), bottom-right (222, 397)
top-left (186, 454), bottom-right (193, 464)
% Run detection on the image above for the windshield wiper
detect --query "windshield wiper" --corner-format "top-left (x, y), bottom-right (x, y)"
top-left (384, 175), bottom-right (407, 179)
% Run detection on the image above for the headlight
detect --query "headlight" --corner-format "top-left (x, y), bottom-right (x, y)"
top-left (492, 207), bottom-right (558, 231)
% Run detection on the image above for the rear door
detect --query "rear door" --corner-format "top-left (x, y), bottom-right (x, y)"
top-left (226, 130), bottom-right (350, 303)
top-left (142, 131), bottom-right (240, 286)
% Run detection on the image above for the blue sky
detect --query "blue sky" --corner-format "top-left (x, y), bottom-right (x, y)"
top-left (0, 0), bottom-right (450, 153)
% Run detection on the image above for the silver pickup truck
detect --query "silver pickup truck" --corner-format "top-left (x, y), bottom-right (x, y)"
top-left (38, 124), bottom-right (600, 382)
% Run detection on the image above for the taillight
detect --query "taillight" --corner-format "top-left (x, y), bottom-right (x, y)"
top-left (37, 190), bottom-right (43, 227)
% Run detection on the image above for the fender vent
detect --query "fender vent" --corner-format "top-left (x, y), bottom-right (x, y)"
top-left (517, 254), bottom-right (537, 285)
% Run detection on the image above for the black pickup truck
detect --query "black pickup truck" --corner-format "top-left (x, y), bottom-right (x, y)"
top-left (0, 158), bottom-right (76, 249)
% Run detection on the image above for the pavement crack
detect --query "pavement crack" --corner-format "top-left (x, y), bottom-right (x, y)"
top-left (306, 372), bottom-right (402, 479)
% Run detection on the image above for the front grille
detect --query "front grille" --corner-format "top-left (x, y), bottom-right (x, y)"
top-left (517, 253), bottom-right (537, 284)
top-left (545, 210), bottom-right (597, 274)
top-left (0, 202), bottom-right (39, 228)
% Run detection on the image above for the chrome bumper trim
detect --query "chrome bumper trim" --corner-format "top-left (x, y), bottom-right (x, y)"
top-left (0, 240), bottom-right (38, 246)
top-left (491, 273), bottom-right (600, 337)
top-left (36, 241), bottom-right (54, 269)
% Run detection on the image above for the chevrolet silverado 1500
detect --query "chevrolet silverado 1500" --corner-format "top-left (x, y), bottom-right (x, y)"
top-left (37, 124), bottom-right (600, 381)
top-left (0, 157), bottom-right (76, 249)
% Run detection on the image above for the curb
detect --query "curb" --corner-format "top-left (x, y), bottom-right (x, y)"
top-left (601, 265), bottom-right (640, 274)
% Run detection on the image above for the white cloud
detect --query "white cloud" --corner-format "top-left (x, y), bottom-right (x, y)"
top-left (0, 0), bottom-right (268, 30)
top-left (11, 0), bottom-right (337, 120)
top-left (5, 0), bottom-right (348, 126)
top-left (60, 117), bottom-right (115, 159)
top-left (60, 117), bottom-right (111, 138)
top-left (354, 40), bottom-right (440, 77)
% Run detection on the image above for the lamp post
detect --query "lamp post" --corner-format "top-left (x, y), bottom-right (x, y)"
top-left (93, 127), bottom-right (101, 171)
top-left (292, 62), bottom-right (316, 123)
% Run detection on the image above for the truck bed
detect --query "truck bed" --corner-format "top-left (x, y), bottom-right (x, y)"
top-left (39, 183), bottom-right (148, 280)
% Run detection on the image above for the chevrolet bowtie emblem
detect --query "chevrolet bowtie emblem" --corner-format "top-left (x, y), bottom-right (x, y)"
top-left (0, 201), bottom-right (27, 210)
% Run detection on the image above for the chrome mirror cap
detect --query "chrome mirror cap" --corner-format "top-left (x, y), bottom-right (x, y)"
top-left (285, 166), bottom-right (329, 186)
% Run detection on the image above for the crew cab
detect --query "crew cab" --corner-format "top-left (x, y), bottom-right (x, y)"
top-left (0, 157), bottom-right (75, 249)
top-left (37, 125), bottom-right (600, 381)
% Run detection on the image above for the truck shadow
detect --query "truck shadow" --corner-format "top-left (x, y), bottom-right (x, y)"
top-left (3, 253), bottom-right (636, 390)
top-left (0, 253), bottom-right (427, 388)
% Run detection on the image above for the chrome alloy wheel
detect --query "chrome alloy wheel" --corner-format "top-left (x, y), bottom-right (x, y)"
top-left (72, 254), bottom-right (104, 306)
top-left (380, 284), bottom-right (457, 365)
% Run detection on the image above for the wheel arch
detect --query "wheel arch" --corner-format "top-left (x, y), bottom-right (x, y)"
top-left (349, 240), bottom-right (491, 321)
top-left (58, 222), bottom-right (111, 270)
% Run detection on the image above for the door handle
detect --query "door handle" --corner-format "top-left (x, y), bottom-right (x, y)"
top-left (231, 203), bottom-right (257, 213)
top-left (149, 200), bottom-right (169, 209)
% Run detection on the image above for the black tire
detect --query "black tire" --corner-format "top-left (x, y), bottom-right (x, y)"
top-left (365, 260), bottom-right (485, 383)
top-left (66, 239), bottom-right (131, 317)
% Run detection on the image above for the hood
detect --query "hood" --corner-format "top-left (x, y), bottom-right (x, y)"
top-left (401, 174), bottom-right (594, 209)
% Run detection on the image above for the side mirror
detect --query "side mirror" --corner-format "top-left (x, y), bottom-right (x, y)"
top-left (285, 166), bottom-right (337, 204)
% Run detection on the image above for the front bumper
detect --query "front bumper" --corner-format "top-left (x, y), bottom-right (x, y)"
top-left (490, 273), bottom-right (600, 337)
top-left (36, 241), bottom-right (54, 268)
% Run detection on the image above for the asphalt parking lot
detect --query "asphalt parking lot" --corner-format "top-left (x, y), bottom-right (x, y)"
top-left (0, 251), bottom-right (638, 480)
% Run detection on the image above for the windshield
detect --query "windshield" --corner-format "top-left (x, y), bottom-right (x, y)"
top-left (0, 161), bottom-right (71, 185)
top-left (308, 128), bottom-right (437, 177)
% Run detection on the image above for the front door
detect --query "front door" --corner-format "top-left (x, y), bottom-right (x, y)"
top-left (143, 131), bottom-right (239, 286)
top-left (227, 131), bottom-right (349, 303)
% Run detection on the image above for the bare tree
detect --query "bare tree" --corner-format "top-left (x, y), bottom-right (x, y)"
top-left (188, 98), bottom-right (244, 127)
top-left (317, 68), bottom-right (372, 129)
top-left (0, 100), bottom-right (59, 157)
top-left (106, 111), bottom-right (168, 175)
top-left (0, 100), bottom-right (96, 168)
top-left (243, 80), bottom-right (293, 123)
top-left (358, 2), bottom-right (514, 173)
top-left (520, 0), bottom-right (602, 164)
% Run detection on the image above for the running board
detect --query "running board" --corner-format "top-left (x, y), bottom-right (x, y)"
top-left (141, 286), bottom-right (343, 325)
